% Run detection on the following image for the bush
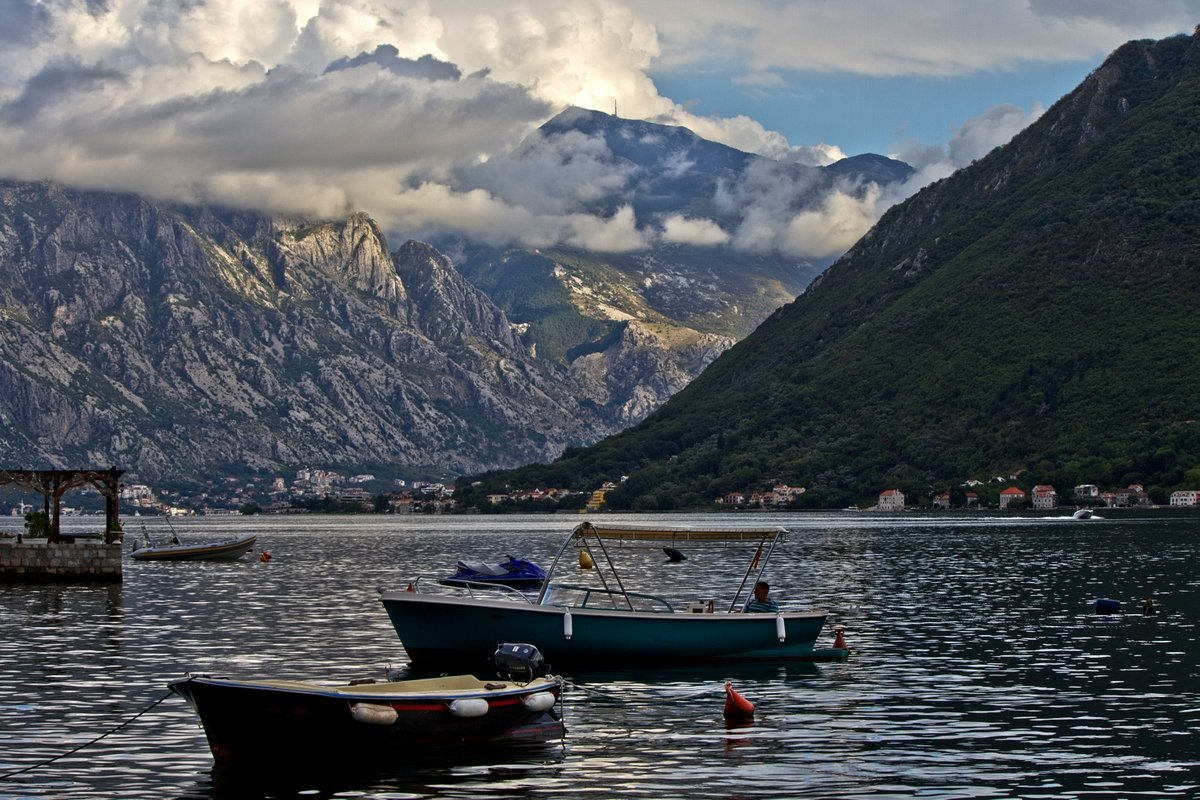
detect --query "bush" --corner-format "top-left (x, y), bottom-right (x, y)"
top-left (23, 511), bottom-right (50, 538)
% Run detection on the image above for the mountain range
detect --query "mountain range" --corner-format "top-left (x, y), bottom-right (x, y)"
top-left (458, 31), bottom-right (1200, 509)
top-left (0, 111), bottom-right (911, 486)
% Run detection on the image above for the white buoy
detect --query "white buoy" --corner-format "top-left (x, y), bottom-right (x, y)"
top-left (522, 692), bottom-right (556, 712)
top-left (350, 703), bottom-right (398, 725)
top-left (563, 608), bottom-right (574, 639)
top-left (449, 698), bottom-right (490, 718)
top-left (776, 612), bottom-right (786, 642)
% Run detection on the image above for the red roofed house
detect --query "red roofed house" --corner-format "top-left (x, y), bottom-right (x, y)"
top-left (1030, 485), bottom-right (1058, 510)
top-left (877, 489), bottom-right (906, 511)
top-left (999, 486), bottom-right (1026, 509)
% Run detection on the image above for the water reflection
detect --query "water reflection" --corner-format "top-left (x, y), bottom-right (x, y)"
top-left (0, 512), bottom-right (1197, 798)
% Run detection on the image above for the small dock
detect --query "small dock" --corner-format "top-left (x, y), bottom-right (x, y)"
top-left (0, 468), bottom-right (125, 582)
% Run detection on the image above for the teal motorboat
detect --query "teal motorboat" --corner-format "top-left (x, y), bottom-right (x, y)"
top-left (380, 521), bottom-right (843, 670)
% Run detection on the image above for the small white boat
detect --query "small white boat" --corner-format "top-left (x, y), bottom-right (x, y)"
top-left (1072, 508), bottom-right (1094, 520)
top-left (131, 533), bottom-right (257, 561)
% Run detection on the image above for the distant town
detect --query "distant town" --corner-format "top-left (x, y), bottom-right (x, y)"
top-left (6, 468), bottom-right (1199, 519)
top-left (4, 469), bottom-right (459, 518)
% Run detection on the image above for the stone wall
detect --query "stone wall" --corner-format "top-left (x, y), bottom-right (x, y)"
top-left (0, 540), bottom-right (123, 582)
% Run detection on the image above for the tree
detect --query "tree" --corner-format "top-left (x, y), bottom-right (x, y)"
top-left (23, 510), bottom-right (49, 539)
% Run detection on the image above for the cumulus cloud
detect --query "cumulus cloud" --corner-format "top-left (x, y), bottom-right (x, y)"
top-left (783, 185), bottom-right (887, 260)
top-left (724, 172), bottom-right (889, 260)
top-left (661, 214), bottom-right (730, 246)
top-left (893, 103), bottom-right (1046, 190)
top-left (0, 0), bottom-right (1192, 260)
top-left (454, 127), bottom-right (636, 216)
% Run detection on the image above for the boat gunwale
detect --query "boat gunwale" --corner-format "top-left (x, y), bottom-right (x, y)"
top-left (170, 673), bottom-right (561, 702)
top-left (379, 589), bottom-right (826, 620)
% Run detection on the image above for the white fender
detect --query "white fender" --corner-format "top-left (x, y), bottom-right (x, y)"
top-left (776, 613), bottom-right (786, 642)
top-left (350, 703), bottom-right (398, 725)
top-left (449, 698), bottom-right (490, 718)
top-left (563, 608), bottom-right (573, 639)
top-left (522, 691), bottom-right (556, 712)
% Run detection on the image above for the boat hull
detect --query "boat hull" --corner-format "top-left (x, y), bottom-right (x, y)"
top-left (380, 592), bottom-right (827, 670)
top-left (438, 575), bottom-right (545, 589)
top-left (168, 673), bottom-right (563, 769)
top-left (131, 534), bottom-right (256, 561)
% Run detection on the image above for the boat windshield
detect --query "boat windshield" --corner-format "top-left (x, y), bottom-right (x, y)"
top-left (539, 583), bottom-right (674, 612)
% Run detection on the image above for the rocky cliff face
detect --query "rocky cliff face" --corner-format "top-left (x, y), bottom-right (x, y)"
top-left (0, 181), bottom-right (726, 483)
top-left (569, 320), bottom-right (731, 424)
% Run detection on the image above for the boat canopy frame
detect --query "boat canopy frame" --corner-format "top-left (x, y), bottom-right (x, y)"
top-left (535, 521), bottom-right (786, 613)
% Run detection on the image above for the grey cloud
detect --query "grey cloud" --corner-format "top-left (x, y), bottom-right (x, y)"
top-left (0, 49), bottom-right (553, 226)
top-left (324, 45), bottom-right (462, 81)
top-left (948, 104), bottom-right (1040, 166)
top-left (454, 128), bottom-right (636, 216)
top-left (115, 67), bottom-right (550, 172)
top-left (0, 0), bottom-right (52, 46)
top-left (1, 58), bottom-right (125, 125)
top-left (1028, 0), bottom-right (1200, 27)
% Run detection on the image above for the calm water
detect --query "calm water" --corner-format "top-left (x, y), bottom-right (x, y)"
top-left (0, 511), bottom-right (1197, 799)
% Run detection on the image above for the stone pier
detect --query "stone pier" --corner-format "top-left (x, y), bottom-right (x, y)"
top-left (0, 540), bottom-right (123, 582)
top-left (1, 467), bottom-right (126, 582)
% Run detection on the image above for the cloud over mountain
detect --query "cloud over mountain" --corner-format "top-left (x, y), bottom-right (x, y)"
top-left (0, 1), bottom-right (1191, 260)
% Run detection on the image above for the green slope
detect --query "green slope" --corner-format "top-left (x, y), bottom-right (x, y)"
top-left (457, 33), bottom-right (1200, 509)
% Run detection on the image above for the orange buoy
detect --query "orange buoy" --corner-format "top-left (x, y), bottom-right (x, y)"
top-left (723, 681), bottom-right (755, 720)
top-left (259, 551), bottom-right (271, 562)
top-left (833, 626), bottom-right (847, 649)
top-left (405, 582), bottom-right (415, 593)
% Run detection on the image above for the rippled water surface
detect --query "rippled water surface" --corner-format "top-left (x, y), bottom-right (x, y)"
top-left (1, 511), bottom-right (1197, 799)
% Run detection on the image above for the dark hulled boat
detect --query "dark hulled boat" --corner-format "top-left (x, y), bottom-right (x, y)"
top-left (169, 666), bottom-right (562, 769)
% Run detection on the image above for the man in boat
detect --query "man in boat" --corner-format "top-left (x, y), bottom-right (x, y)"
top-left (746, 581), bottom-right (779, 613)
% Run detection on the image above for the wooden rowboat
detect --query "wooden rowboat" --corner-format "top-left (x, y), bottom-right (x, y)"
top-left (169, 666), bottom-right (563, 769)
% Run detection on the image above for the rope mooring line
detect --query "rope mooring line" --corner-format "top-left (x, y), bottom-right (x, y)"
top-left (0, 690), bottom-right (174, 781)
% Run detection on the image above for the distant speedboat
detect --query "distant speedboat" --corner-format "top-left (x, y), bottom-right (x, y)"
top-left (1072, 508), bottom-right (1094, 520)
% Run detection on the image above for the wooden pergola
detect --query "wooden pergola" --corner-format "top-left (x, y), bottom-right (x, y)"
top-left (0, 468), bottom-right (125, 544)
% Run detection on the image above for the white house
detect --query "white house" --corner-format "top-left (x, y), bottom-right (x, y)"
top-left (1031, 485), bottom-right (1058, 510)
top-left (877, 489), bottom-right (905, 511)
top-left (1169, 490), bottom-right (1200, 507)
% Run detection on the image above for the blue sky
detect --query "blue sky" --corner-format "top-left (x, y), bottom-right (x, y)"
top-left (0, 1), bottom-right (1196, 259)
top-left (653, 60), bottom-right (1101, 158)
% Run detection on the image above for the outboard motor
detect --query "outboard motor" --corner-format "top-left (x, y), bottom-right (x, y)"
top-left (491, 643), bottom-right (548, 682)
